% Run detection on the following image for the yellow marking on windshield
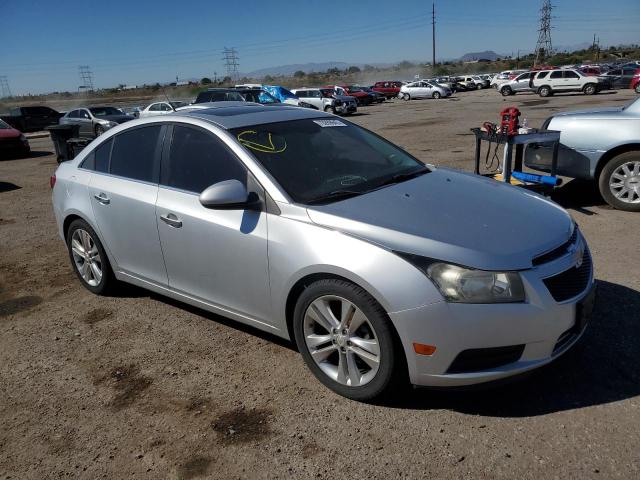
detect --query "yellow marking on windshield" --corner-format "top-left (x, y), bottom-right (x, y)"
top-left (237, 130), bottom-right (287, 154)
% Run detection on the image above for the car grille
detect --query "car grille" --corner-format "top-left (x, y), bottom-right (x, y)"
top-left (446, 345), bottom-right (525, 374)
top-left (542, 250), bottom-right (592, 302)
top-left (532, 228), bottom-right (578, 266)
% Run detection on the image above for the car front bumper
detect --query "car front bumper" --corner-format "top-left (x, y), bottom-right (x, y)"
top-left (388, 239), bottom-right (595, 387)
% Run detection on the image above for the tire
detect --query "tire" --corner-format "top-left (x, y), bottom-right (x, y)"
top-left (476, 83), bottom-right (482, 90)
top-left (324, 105), bottom-right (335, 114)
top-left (598, 151), bottom-right (640, 212)
top-left (293, 279), bottom-right (404, 401)
top-left (402, 93), bottom-right (411, 101)
top-left (66, 219), bottom-right (115, 294)
top-left (500, 86), bottom-right (513, 96)
top-left (432, 91), bottom-right (441, 99)
top-left (635, 84), bottom-right (640, 94)
top-left (95, 124), bottom-right (106, 137)
top-left (583, 83), bottom-right (597, 95)
top-left (539, 86), bottom-right (552, 97)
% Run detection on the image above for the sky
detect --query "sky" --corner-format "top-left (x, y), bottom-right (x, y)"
top-left (1, 0), bottom-right (638, 95)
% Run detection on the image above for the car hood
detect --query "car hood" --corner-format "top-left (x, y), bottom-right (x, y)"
top-left (98, 114), bottom-right (135, 123)
top-left (0, 128), bottom-right (21, 139)
top-left (306, 168), bottom-right (573, 271)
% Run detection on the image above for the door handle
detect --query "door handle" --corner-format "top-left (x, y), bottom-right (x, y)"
top-left (93, 193), bottom-right (110, 204)
top-left (160, 213), bottom-right (182, 228)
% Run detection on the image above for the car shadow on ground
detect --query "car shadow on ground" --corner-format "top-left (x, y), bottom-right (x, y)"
top-left (549, 178), bottom-right (609, 215)
top-left (0, 181), bottom-right (21, 193)
top-left (385, 279), bottom-right (640, 416)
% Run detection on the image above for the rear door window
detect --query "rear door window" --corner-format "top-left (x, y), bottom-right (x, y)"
top-left (564, 71), bottom-right (580, 79)
top-left (550, 71), bottom-right (563, 79)
top-left (109, 125), bottom-right (162, 182)
top-left (162, 125), bottom-right (246, 194)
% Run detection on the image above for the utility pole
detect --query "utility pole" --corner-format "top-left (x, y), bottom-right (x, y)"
top-left (431, 3), bottom-right (436, 68)
top-left (78, 65), bottom-right (94, 91)
top-left (0, 75), bottom-right (12, 98)
top-left (516, 49), bottom-right (520, 69)
top-left (534, 0), bottom-right (553, 66)
top-left (222, 47), bottom-right (240, 82)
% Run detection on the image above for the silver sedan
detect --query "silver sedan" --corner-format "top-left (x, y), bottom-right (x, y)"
top-left (51, 103), bottom-right (594, 401)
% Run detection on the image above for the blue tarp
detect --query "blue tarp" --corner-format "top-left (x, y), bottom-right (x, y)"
top-left (262, 85), bottom-right (298, 102)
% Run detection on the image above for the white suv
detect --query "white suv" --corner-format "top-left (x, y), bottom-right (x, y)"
top-left (291, 88), bottom-right (357, 115)
top-left (531, 69), bottom-right (607, 97)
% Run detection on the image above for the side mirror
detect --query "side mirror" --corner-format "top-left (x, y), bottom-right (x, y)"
top-left (199, 179), bottom-right (260, 210)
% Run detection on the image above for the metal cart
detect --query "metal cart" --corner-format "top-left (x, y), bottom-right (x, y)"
top-left (471, 128), bottom-right (561, 194)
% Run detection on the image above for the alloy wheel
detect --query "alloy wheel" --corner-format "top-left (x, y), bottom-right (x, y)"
top-left (70, 229), bottom-right (103, 286)
top-left (609, 161), bottom-right (640, 204)
top-left (303, 295), bottom-right (380, 387)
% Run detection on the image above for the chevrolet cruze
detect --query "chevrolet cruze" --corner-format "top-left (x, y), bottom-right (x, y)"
top-left (51, 102), bottom-right (595, 401)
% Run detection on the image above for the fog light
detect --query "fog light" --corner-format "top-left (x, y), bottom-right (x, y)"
top-left (413, 343), bottom-right (436, 356)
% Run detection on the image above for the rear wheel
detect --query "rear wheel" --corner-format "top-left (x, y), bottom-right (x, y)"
top-left (500, 86), bottom-right (513, 96)
top-left (598, 152), bottom-right (640, 211)
top-left (583, 83), bottom-right (597, 95)
top-left (539, 86), bottom-right (552, 97)
top-left (634, 83), bottom-right (640, 94)
top-left (432, 91), bottom-right (441, 99)
top-left (66, 219), bottom-right (115, 294)
top-left (476, 83), bottom-right (482, 90)
top-left (293, 279), bottom-right (404, 401)
top-left (95, 124), bottom-right (105, 137)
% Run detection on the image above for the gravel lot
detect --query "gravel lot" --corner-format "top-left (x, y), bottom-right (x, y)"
top-left (1, 88), bottom-right (639, 479)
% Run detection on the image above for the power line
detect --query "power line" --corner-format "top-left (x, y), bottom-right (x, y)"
top-left (0, 75), bottom-right (12, 98)
top-left (78, 65), bottom-right (94, 91)
top-left (222, 47), bottom-right (240, 81)
top-left (535, 0), bottom-right (554, 65)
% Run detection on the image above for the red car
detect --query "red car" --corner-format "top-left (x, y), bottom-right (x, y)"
top-left (326, 85), bottom-right (373, 106)
top-left (631, 70), bottom-right (640, 93)
top-left (579, 66), bottom-right (602, 76)
top-left (0, 119), bottom-right (30, 159)
top-left (371, 81), bottom-right (403, 99)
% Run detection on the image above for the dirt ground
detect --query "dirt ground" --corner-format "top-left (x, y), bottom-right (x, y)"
top-left (1, 88), bottom-right (639, 479)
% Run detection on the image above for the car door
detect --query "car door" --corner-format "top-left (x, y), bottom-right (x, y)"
top-left (563, 70), bottom-right (582, 90)
top-left (548, 70), bottom-right (565, 90)
top-left (307, 90), bottom-right (324, 109)
top-left (77, 109), bottom-right (94, 137)
top-left (86, 124), bottom-right (168, 285)
top-left (513, 72), bottom-right (532, 91)
top-left (155, 123), bottom-right (272, 323)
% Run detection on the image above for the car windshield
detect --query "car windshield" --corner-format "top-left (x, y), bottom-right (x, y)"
top-left (230, 119), bottom-right (427, 204)
top-left (170, 101), bottom-right (188, 108)
top-left (0, 119), bottom-right (12, 129)
top-left (347, 86), bottom-right (363, 92)
top-left (90, 107), bottom-right (122, 117)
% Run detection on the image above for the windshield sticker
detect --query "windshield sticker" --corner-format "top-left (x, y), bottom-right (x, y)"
top-left (237, 130), bottom-right (287, 154)
top-left (313, 119), bottom-right (348, 128)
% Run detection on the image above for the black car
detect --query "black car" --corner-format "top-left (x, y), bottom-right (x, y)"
top-left (601, 66), bottom-right (639, 89)
top-left (1, 106), bottom-right (63, 133)
top-left (360, 87), bottom-right (386, 103)
top-left (194, 88), bottom-right (246, 104)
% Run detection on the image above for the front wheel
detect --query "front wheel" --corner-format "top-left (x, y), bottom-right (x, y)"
top-left (293, 279), bottom-right (404, 401)
top-left (95, 124), bottom-right (106, 137)
top-left (635, 84), bottom-right (640, 94)
top-left (432, 91), bottom-right (441, 99)
top-left (402, 93), bottom-right (411, 101)
top-left (501, 86), bottom-right (512, 96)
top-left (583, 83), bottom-right (597, 95)
top-left (66, 219), bottom-right (115, 294)
top-left (598, 152), bottom-right (640, 211)
top-left (476, 83), bottom-right (482, 90)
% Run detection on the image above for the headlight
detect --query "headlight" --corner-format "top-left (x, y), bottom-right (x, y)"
top-left (396, 253), bottom-right (525, 303)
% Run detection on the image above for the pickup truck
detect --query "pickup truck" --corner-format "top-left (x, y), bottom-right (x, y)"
top-left (0, 106), bottom-right (63, 132)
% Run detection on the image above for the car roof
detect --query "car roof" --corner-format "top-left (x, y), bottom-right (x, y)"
top-left (176, 101), bottom-right (328, 129)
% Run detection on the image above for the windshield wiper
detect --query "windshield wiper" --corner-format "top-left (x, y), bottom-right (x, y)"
top-left (375, 167), bottom-right (430, 188)
top-left (306, 189), bottom-right (365, 205)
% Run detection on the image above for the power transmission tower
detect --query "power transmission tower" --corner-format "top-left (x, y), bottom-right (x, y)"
top-left (431, 3), bottom-right (436, 67)
top-left (534, 0), bottom-right (553, 66)
top-left (0, 76), bottom-right (12, 98)
top-left (222, 47), bottom-right (240, 82)
top-left (78, 65), bottom-right (94, 91)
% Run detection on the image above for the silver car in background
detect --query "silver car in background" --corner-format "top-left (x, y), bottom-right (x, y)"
top-left (59, 106), bottom-right (134, 137)
top-left (52, 103), bottom-right (594, 401)
top-left (400, 81), bottom-right (452, 100)
top-left (526, 97), bottom-right (640, 211)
